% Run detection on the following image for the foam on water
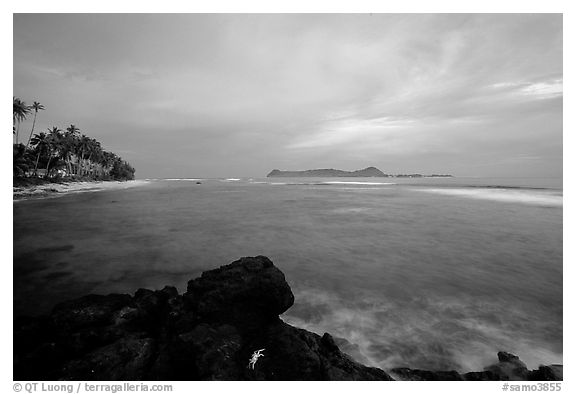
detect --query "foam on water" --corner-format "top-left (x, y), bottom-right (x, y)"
top-left (255, 181), bottom-right (396, 187)
top-left (414, 187), bottom-right (562, 207)
top-left (322, 181), bottom-right (396, 185)
top-left (283, 287), bottom-right (562, 372)
top-left (162, 178), bottom-right (204, 181)
top-left (266, 182), bottom-right (316, 186)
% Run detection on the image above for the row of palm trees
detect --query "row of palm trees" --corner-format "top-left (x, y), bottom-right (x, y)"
top-left (13, 97), bottom-right (135, 181)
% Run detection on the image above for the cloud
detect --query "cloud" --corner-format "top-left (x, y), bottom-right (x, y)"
top-left (520, 79), bottom-right (563, 99)
top-left (13, 14), bottom-right (562, 178)
top-left (490, 78), bottom-right (563, 100)
top-left (287, 116), bottom-right (416, 150)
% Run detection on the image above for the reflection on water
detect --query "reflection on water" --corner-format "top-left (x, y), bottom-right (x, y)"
top-left (13, 177), bottom-right (562, 372)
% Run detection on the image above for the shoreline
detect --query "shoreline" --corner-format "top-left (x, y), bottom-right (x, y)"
top-left (13, 179), bottom-right (149, 201)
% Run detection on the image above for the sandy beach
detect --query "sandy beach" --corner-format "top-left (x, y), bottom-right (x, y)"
top-left (13, 179), bottom-right (149, 201)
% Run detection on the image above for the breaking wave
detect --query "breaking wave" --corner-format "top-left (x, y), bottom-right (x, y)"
top-left (414, 187), bottom-right (562, 207)
top-left (322, 181), bottom-right (396, 186)
top-left (162, 178), bottom-right (203, 181)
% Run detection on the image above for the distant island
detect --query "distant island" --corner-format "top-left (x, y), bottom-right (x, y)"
top-left (267, 167), bottom-right (453, 178)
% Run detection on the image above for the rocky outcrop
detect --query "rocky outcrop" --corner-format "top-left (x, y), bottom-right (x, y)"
top-left (14, 256), bottom-right (391, 380)
top-left (13, 256), bottom-right (562, 381)
top-left (390, 351), bottom-right (562, 381)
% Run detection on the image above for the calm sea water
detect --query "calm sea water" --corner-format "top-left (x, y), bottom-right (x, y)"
top-left (13, 177), bottom-right (562, 372)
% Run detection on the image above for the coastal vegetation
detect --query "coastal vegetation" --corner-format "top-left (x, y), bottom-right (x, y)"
top-left (13, 97), bottom-right (135, 183)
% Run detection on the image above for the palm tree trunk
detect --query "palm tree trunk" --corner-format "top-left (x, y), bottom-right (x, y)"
top-left (87, 152), bottom-right (93, 177)
top-left (34, 152), bottom-right (41, 175)
top-left (45, 148), bottom-right (52, 178)
top-left (45, 154), bottom-right (52, 178)
top-left (79, 151), bottom-right (85, 176)
top-left (66, 154), bottom-right (72, 176)
top-left (67, 153), bottom-right (74, 176)
top-left (25, 111), bottom-right (37, 149)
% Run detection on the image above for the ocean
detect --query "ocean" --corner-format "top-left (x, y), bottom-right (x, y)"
top-left (13, 176), bottom-right (562, 373)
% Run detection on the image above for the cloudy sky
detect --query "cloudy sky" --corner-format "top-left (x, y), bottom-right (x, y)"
top-left (13, 14), bottom-right (562, 178)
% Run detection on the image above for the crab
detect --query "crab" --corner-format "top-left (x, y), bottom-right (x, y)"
top-left (247, 348), bottom-right (266, 369)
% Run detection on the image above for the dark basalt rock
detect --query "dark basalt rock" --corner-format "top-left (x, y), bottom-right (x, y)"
top-left (388, 353), bottom-right (563, 381)
top-left (51, 294), bottom-right (133, 331)
top-left (484, 351), bottom-right (530, 380)
top-left (14, 256), bottom-right (390, 380)
top-left (390, 367), bottom-right (463, 381)
top-left (60, 337), bottom-right (156, 380)
top-left (13, 256), bottom-right (562, 381)
top-left (528, 365), bottom-right (563, 381)
top-left (185, 256), bottom-right (294, 327)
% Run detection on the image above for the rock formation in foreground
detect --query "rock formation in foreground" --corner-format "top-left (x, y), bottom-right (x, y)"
top-left (14, 256), bottom-right (562, 381)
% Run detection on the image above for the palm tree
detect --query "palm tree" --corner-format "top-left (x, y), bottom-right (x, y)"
top-left (13, 97), bottom-right (31, 144)
top-left (101, 151), bottom-right (117, 177)
top-left (44, 129), bottom-right (63, 177)
top-left (25, 101), bottom-right (45, 149)
top-left (13, 143), bottom-right (32, 177)
top-left (85, 138), bottom-right (102, 177)
top-left (65, 124), bottom-right (80, 137)
top-left (30, 132), bottom-right (49, 175)
top-left (64, 125), bottom-right (80, 175)
top-left (76, 134), bottom-right (93, 176)
top-left (47, 126), bottom-right (62, 142)
top-left (13, 97), bottom-right (30, 126)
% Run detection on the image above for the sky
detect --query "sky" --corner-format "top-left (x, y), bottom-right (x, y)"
top-left (13, 13), bottom-right (562, 179)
